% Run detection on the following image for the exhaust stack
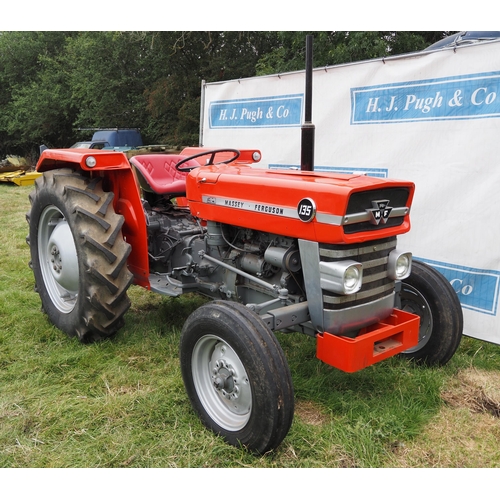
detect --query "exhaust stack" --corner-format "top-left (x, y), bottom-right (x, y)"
top-left (301, 35), bottom-right (315, 171)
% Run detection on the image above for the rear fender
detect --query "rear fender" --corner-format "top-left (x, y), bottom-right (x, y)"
top-left (36, 149), bottom-right (150, 287)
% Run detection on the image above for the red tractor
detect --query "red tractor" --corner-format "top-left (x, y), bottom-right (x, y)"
top-left (26, 39), bottom-right (463, 454)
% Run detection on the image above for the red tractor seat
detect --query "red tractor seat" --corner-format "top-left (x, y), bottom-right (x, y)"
top-left (130, 154), bottom-right (201, 196)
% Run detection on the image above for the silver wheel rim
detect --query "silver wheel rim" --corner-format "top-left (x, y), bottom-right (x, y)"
top-left (400, 283), bottom-right (433, 353)
top-left (38, 205), bottom-right (79, 313)
top-left (192, 334), bottom-right (252, 431)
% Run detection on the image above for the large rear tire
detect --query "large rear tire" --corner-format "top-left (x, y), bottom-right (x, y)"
top-left (180, 301), bottom-right (294, 454)
top-left (398, 260), bottom-right (463, 366)
top-left (26, 169), bottom-right (133, 342)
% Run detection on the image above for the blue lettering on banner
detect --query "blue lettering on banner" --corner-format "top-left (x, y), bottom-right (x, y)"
top-left (351, 71), bottom-right (500, 124)
top-left (269, 164), bottom-right (388, 178)
top-left (419, 258), bottom-right (500, 316)
top-left (209, 94), bottom-right (303, 129)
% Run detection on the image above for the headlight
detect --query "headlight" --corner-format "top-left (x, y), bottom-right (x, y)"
top-left (388, 250), bottom-right (412, 280)
top-left (85, 156), bottom-right (97, 168)
top-left (319, 260), bottom-right (363, 295)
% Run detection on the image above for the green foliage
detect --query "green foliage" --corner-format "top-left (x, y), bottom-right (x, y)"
top-left (255, 31), bottom-right (454, 75)
top-left (65, 32), bottom-right (151, 132)
top-left (0, 31), bottom-right (451, 157)
top-left (0, 32), bottom-right (76, 156)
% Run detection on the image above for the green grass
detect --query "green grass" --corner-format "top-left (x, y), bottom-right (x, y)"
top-left (2, 182), bottom-right (500, 468)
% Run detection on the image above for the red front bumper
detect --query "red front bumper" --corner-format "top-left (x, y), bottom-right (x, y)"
top-left (316, 309), bottom-right (420, 373)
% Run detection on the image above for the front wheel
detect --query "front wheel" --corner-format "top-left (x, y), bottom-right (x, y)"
top-left (398, 260), bottom-right (463, 366)
top-left (180, 301), bottom-right (294, 454)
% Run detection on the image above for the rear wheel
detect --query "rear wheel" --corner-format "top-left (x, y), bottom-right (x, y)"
top-left (26, 169), bottom-right (133, 342)
top-left (398, 260), bottom-right (463, 365)
top-left (180, 301), bottom-right (294, 454)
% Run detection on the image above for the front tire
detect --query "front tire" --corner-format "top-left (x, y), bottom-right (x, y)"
top-left (27, 169), bottom-right (133, 342)
top-left (398, 260), bottom-right (463, 365)
top-left (180, 301), bottom-right (294, 454)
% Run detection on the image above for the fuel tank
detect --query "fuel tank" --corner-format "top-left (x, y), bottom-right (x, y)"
top-left (186, 164), bottom-right (414, 245)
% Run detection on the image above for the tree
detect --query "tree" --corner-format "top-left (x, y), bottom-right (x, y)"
top-left (0, 31), bottom-right (452, 158)
top-left (0, 31), bottom-right (75, 157)
top-left (255, 31), bottom-right (454, 75)
top-left (142, 32), bottom-right (280, 145)
top-left (64, 32), bottom-right (151, 137)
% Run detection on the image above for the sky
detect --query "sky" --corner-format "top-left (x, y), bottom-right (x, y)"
top-left (3, 2), bottom-right (470, 32)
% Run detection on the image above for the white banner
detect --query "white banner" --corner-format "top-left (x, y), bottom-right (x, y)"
top-left (200, 40), bottom-right (500, 344)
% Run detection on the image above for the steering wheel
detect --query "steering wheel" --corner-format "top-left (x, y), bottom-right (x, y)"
top-left (175, 148), bottom-right (240, 171)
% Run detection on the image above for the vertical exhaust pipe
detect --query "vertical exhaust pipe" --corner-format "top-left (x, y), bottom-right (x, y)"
top-left (301, 35), bottom-right (315, 171)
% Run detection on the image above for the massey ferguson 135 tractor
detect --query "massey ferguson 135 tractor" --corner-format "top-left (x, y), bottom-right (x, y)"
top-left (26, 39), bottom-right (463, 454)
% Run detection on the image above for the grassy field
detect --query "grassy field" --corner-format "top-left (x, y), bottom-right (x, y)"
top-left (1, 182), bottom-right (500, 468)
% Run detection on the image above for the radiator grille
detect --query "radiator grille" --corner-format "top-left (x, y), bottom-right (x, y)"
top-left (344, 187), bottom-right (410, 234)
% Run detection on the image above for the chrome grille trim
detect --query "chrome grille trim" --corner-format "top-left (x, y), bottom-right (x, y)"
top-left (323, 282), bottom-right (395, 305)
top-left (319, 239), bottom-right (396, 258)
top-left (342, 206), bottom-right (409, 226)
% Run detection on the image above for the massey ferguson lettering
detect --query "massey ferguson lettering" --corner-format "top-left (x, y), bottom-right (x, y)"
top-left (202, 195), bottom-right (309, 220)
top-left (224, 200), bottom-right (245, 208)
top-left (254, 204), bottom-right (284, 215)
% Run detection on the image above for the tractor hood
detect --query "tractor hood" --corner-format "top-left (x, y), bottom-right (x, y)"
top-left (186, 164), bottom-right (414, 245)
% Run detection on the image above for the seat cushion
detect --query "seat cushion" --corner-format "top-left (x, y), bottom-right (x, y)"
top-left (130, 154), bottom-right (200, 195)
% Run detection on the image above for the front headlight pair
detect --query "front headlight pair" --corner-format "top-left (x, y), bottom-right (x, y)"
top-left (319, 250), bottom-right (412, 295)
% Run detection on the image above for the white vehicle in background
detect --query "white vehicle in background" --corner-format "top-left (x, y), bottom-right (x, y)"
top-left (424, 31), bottom-right (500, 51)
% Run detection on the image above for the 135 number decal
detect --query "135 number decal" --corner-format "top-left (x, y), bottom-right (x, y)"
top-left (297, 198), bottom-right (316, 222)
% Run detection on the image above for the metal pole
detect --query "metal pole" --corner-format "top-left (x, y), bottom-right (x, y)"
top-left (301, 35), bottom-right (315, 171)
